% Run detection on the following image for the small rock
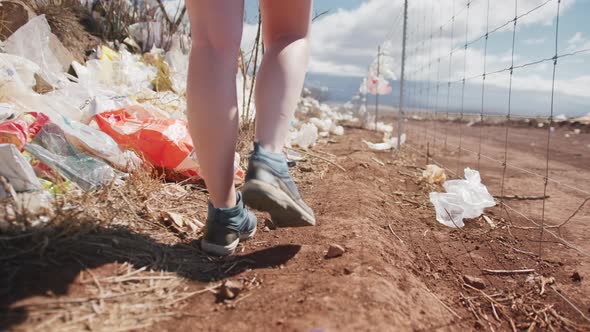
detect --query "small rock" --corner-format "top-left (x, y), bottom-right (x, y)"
top-left (264, 219), bottom-right (277, 230)
top-left (217, 280), bottom-right (243, 300)
top-left (463, 275), bottom-right (486, 290)
top-left (571, 272), bottom-right (583, 283)
top-left (325, 244), bottom-right (345, 258)
top-left (263, 226), bottom-right (271, 232)
top-left (299, 166), bottom-right (313, 172)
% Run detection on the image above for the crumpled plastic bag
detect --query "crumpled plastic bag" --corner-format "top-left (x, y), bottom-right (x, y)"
top-left (94, 109), bottom-right (243, 181)
top-left (0, 53), bottom-right (90, 123)
top-left (363, 134), bottom-right (406, 151)
top-left (291, 123), bottom-right (318, 149)
top-left (72, 49), bottom-right (156, 96)
top-left (429, 168), bottom-right (496, 228)
top-left (58, 116), bottom-right (141, 170)
top-left (165, 41), bottom-right (189, 94)
top-left (25, 123), bottom-right (117, 191)
top-left (0, 143), bottom-right (41, 194)
top-left (0, 112), bottom-right (49, 150)
top-left (309, 117), bottom-right (333, 133)
top-left (0, 119), bottom-right (28, 150)
top-left (0, 54), bottom-right (41, 97)
top-left (3, 15), bottom-right (71, 87)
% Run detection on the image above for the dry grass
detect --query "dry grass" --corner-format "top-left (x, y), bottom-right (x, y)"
top-left (0, 168), bottom-right (225, 330)
top-left (23, 0), bottom-right (100, 62)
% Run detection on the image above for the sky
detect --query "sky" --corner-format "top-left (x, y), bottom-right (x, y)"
top-left (166, 0), bottom-right (590, 116)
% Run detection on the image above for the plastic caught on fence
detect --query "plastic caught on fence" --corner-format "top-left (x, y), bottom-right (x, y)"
top-left (429, 168), bottom-right (496, 228)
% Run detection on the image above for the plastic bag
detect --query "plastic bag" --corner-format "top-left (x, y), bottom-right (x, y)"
top-left (363, 134), bottom-right (406, 151)
top-left (0, 113), bottom-right (49, 150)
top-left (309, 117), bottom-right (332, 133)
top-left (0, 55), bottom-right (88, 122)
top-left (443, 168), bottom-right (496, 218)
top-left (58, 116), bottom-right (141, 170)
top-left (291, 123), bottom-right (318, 149)
top-left (3, 15), bottom-right (71, 87)
top-left (72, 50), bottom-right (156, 96)
top-left (0, 143), bottom-right (41, 194)
top-left (0, 54), bottom-right (41, 97)
top-left (25, 123), bottom-right (117, 191)
top-left (429, 168), bottom-right (496, 228)
top-left (0, 119), bottom-right (28, 150)
top-left (330, 124), bottom-right (345, 136)
top-left (95, 109), bottom-right (243, 180)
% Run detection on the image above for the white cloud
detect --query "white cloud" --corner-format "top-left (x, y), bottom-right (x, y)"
top-left (567, 32), bottom-right (590, 51)
top-left (240, 0), bottom-right (588, 98)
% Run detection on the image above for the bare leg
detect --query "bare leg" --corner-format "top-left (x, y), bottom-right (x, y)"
top-left (185, 1), bottom-right (244, 208)
top-left (242, 0), bottom-right (315, 227)
top-left (255, 0), bottom-right (312, 153)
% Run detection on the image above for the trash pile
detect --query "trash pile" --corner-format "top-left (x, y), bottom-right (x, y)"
top-left (0, 14), bottom-right (353, 223)
top-left (0, 14), bottom-right (246, 220)
top-left (288, 95), bottom-right (351, 149)
top-left (429, 167), bottom-right (496, 228)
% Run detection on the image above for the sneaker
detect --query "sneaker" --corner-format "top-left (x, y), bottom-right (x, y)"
top-left (201, 192), bottom-right (257, 256)
top-left (243, 143), bottom-right (316, 227)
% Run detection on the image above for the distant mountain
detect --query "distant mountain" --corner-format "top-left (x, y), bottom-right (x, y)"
top-left (304, 72), bottom-right (590, 117)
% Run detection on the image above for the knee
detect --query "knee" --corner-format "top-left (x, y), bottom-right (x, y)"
top-left (191, 30), bottom-right (242, 59)
top-left (265, 34), bottom-right (310, 53)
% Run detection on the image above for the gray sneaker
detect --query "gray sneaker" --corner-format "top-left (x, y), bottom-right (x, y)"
top-left (243, 143), bottom-right (316, 227)
top-left (201, 192), bottom-right (257, 256)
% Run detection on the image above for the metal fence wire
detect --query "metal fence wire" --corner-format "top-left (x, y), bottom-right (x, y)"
top-left (385, 0), bottom-right (590, 255)
top-left (359, 0), bottom-right (590, 324)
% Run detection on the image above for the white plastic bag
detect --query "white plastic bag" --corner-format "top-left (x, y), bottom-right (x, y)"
top-left (292, 123), bottom-right (318, 149)
top-left (0, 54), bottom-right (41, 97)
top-left (363, 134), bottom-right (406, 151)
top-left (429, 192), bottom-right (467, 228)
top-left (3, 15), bottom-right (71, 86)
top-left (0, 143), bottom-right (41, 194)
top-left (430, 168), bottom-right (496, 228)
top-left (443, 168), bottom-right (496, 219)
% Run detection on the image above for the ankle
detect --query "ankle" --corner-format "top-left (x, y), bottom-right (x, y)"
top-left (255, 141), bottom-right (284, 155)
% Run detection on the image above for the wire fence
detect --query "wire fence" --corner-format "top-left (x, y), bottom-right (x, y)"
top-left (357, 0), bottom-right (590, 325)
top-left (344, 0), bottom-right (590, 330)
top-left (406, 0), bottom-right (589, 253)
top-left (361, 0), bottom-right (590, 256)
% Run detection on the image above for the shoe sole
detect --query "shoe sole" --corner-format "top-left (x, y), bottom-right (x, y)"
top-left (201, 238), bottom-right (239, 256)
top-left (201, 227), bottom-right (256, 256)
top-left (243, 179), bottom-right (316, 227)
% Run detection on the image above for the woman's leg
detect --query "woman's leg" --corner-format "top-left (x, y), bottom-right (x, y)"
top-left (185, 0), bottom-right (244, 208)
top-left (254, 0), bottom-right (312, 153)
top-left (242, 1), bottom-right (315, 227)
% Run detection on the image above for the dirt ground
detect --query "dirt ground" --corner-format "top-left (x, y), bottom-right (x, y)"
top-left (1, 126), bottom-right (589, 331)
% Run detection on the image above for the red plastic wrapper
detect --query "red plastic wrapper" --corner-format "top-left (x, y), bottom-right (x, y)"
top-left (94, 109), bottom-right (244, 181)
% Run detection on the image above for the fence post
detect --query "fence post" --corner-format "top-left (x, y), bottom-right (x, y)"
top-left (397, 0), bottom-right (408, 149)
top-left (365, 65), bottom-right (369, 115)
top-left (375, 45), bottom-right (381, 131)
